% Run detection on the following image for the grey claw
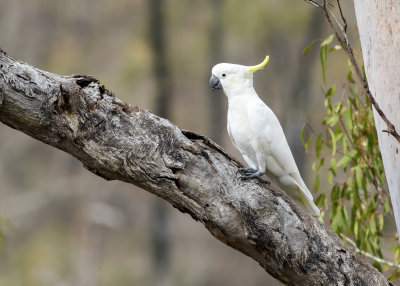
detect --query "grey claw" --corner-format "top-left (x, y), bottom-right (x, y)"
top-left (240, 170), bottom-right (263, 179)
top-left (236, 168), bottom-right (270, 184)
top-left (237, 167), bottom-right (258, 176)
top-left (237, 167), bottom-right (262, 179)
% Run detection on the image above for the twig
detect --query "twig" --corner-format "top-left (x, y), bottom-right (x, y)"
top-left (336, 0), bottom-right (347, 32)
top-left (304, 0), bottom-right (322, 8)
top-left (341, 235), bottom-right (400, 269)
top-left (326, 5), bottom-right (349, 45)
top-left (305, 0), bottom-right (400, 144)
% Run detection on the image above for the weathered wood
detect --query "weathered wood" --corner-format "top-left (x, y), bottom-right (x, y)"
top-left (0, 50), bottom-right (389, 285)
top-left (353, 0), bottom-right (400, 241)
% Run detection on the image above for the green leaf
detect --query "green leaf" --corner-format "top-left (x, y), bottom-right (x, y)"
top-left (303, 42), bottom-right (314, 55)
top-left (304, 137), bottom-right (311, 152)
top-left (369, 215), bottom-right (377, 234)
top-left (329, 128), bottom-right (337, 156)
top-left (331, 185), bottom-right (340, 204)
top-left (388, 270), bottom-right (400, 281)
top-left (324, 97), bottom-right (330, 108)
top-left (378, 214), bottom-right (384, 230)
top-left (301, 126), bottom-right (306, 145)
top-left (395, 247), bottom-right (400, 264)
top-left (354, 165), bottom-right (362, 189)
top-left (326, 114), bottom-right (339, 126)
top-left (384, 197), bottom-right (391, 213)
top-left (313, 174), bottom-right (320, 193)
top-left (347, 68), bottom-right (356, 83)
top-left (317, 157), bottom-right (325, 171)
top-left (320, 44), bottom-right (328, 84)
top-left (315, 193), bottom-right (326, 207)
top-left (344, 108), bottom-right (353, 130)
top-left (373, 261), bottom-right (382, 272)
top-left (325, 85), bottom-right (336, 98)
top-left (318, 211), bottom-right (325, 223)
top-left (334, 132), bottom-right (343, 143)
top-left (342, 136), bottom-right (348, 154)
top-left (338, 150), bottom-right (357, 168)
top-left (337, 153), bottom-right (352, 167)
top-left (321, 34), bottom-right (334, 46)
top-left (366, 237), bottom-right (374, 254)
top-left (328, 45), bottom-right (342, 52)
top-left (331, 205), bottom-right (344, 232)
top-left (340, 182), bottom-right (348, 199)
top-left (330, 158), bottom-right (337, 176)
top-left (361, 173), bottom-right (367, 193)
top-left (320, 34), bottom-right (333, 83)
top-left (353, 220), bottom-right (359, 239)
top-left (348, 149), bottom-right (358, 158)
top-left (315, 134), bottom-right (323, 157)
top-left (334, 102), bottom-right (343, 114)
top-left (362, 64), bottom-right (367, 81)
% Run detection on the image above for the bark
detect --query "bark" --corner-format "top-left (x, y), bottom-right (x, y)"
top-left (353, 0), bottom-right (400, 241)
top-left (0, 50), bottom-right (390, 285)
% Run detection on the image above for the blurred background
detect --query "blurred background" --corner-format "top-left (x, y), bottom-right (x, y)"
top-left (0, 0), bottom-right (357, 285)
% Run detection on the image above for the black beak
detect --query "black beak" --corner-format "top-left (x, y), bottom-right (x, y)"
top-left (210, 75), bottom-right (222, 90)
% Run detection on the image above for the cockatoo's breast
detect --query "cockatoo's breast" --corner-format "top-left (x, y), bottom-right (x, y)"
top-left (227, 95), bottom-right (266, 168)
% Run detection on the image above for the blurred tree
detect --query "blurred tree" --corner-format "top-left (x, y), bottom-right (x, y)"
top-left (208, 0), bottom-right (225, 145)
top-left (149, 0), bottom-right (172, 285)
top-left (284, 8), bottom-right (325, 174)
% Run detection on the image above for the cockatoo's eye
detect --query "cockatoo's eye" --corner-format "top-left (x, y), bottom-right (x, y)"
top-left (221, 73), bottom-right (226, 78)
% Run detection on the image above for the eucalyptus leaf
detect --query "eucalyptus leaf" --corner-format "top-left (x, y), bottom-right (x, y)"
top-left (320, 44), bottom-right (328, 84)
top-left (303, 42), bottom-right (314, 55)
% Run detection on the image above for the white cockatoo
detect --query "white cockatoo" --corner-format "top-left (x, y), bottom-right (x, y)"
top-left (209, 56), bottom-right (320, 216)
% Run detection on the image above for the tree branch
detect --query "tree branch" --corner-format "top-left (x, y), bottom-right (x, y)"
top-left (0, 50), bottom-right (390, 285)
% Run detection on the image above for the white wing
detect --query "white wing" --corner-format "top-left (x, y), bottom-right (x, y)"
top-left (227, 107), bottom-right (258, 169)
top-left (246, 97), bottom-right (318, 215)
top-left (246, 97), bottom-right (299, 176)
top-left (227, 122), bottom-right (239, 150)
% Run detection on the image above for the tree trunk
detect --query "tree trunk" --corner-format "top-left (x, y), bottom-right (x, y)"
top-left (208, 0), bottom-right (225, 145)
top-left (284, 8), bottom-right (325, 174)
top-left (353, 0), bottom-right (400, 240)
top-left (149, 0), bottom-right (172, 283)
top-left (0, 50), bottom-right (390, 285)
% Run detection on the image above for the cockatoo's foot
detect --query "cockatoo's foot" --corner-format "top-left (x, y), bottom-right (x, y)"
top-left (237, 168), bottom-right (270, 184)
top-left (237, 168), bottom-right (262, 179)
top-left (237, 167), bottom-right (258, 176)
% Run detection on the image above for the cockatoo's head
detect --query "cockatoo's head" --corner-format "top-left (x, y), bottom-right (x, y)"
top-left (210, 56), bottom-right (269, 98)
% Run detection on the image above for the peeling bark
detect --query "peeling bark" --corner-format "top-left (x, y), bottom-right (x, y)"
top-left (0, 50), bottom-right (390, 285)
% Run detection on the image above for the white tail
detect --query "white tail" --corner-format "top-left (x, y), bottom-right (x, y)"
top-left (300, 191), bottom-right (320, 217)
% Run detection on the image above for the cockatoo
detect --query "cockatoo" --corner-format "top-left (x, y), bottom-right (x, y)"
top-left (209, 56), bottom-right (320, 216)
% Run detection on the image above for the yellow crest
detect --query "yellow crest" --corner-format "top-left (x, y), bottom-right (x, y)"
top-left (248, 55), bottom-right (270, 73)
